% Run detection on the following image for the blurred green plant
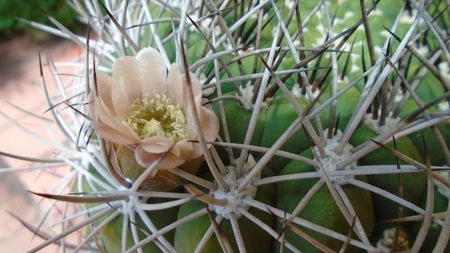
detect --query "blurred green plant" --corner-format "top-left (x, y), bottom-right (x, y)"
top-left (0, 0), bottom-right (81, 37)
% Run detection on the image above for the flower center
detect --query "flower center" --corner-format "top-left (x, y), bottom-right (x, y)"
top-left (126, 94), bottom-right (188, 141)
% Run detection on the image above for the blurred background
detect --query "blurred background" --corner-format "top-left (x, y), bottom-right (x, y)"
top-left (0, 1), bottom-right (84, 251)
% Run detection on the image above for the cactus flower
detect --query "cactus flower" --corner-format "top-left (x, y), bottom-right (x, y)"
top-left (93, 47), bottom-right (219, 173)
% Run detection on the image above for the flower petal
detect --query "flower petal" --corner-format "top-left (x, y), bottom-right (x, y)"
top-left (112, 56), bottom-right (142, 116)
top-left (136, 47), bottom-right (167, 96)
top-left (134, 146), bottom-right (185, 169)
top-left (94, 122), bottom-right (138, 145)
top-left (140, 172), bottom-right (180, 191)
top-left (190, 74), bottom-right (203, 101)
top-left (167, 64), bottom-right (184, 105)
top-left (141, 136), bottom-right (174, 154)
top-left (95, 98), bottom-right (117, 125)
top-left (95, 98), bottom-right (140, 142)
top-left (185, 103), bottom-right (219, 141)
top-left (96, 73), bottom-right (114, 109)
top-left (199, 105), bottom-right (220, 141)
top-left (175, 140), bottom-right (196, 159)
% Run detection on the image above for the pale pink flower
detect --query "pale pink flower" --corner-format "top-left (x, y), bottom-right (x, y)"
top-left (93, 47), bottom-right (219, 173)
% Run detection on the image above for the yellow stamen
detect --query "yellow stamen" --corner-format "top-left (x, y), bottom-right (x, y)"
top-left (126, 94), bottom-right (187, 141)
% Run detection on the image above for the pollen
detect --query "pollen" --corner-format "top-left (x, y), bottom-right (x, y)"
top-left (126, 94), bottom-right (188, 141)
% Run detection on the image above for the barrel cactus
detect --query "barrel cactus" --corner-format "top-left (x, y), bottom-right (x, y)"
top-left (5, 0), bottom-right (450, 252)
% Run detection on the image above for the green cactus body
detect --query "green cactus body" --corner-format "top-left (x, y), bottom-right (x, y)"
top-left (80, 168), bottom-right (178, 253)
top-left (410, 183), bottom-right (450, 253)
top-left (276, 149), bottom-right (375, 253)
top-left (98, 215), bottom-right (139, 253)
top-left (318, 81), bottom-right (361, 132)
top-left (213, 97), bottom-right (266, 149)
top-left (397, 98), bottom-right (450, 166)
top-left (174, 168), bottom-right (275, 253)
top-left (261, 96), bottom-right (310, 170)
top-left (407, 124), bottom-right (449, 166)
top-left (350, 127), bottom-right (427, 222)
top-left (98, 207), bottom-right (178, 253)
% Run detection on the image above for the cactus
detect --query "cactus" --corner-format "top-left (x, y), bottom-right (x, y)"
top-left (3, 0), bottom-right (450, 252)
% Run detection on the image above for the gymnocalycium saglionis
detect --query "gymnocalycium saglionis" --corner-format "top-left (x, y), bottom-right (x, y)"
top-left (5, 0), bottom-right (450, 252)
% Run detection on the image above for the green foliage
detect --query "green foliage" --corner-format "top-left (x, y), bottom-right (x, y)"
top-left (0, 0), bottom-right (81, 37)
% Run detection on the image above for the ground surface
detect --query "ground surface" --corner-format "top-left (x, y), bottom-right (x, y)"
top-left (0, 35), bottom-right (81, 252)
